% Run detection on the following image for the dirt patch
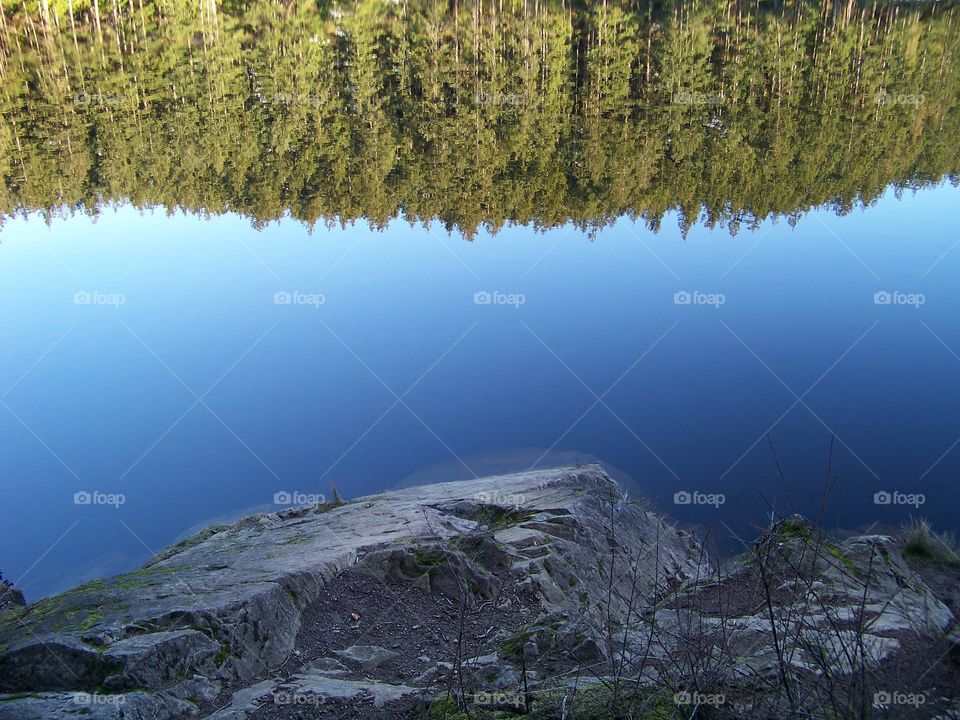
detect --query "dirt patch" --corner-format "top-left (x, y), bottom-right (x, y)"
top-left (207, 564), bottom-right (540, 719)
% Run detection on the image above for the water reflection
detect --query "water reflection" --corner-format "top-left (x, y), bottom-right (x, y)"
top-left (1, 1), bottom-right (960, 601)
top-left (0, 0), bottom-right (956, 235)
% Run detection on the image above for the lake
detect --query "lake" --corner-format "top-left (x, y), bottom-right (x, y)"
top-left (1, 0), bottom-right (958, 601)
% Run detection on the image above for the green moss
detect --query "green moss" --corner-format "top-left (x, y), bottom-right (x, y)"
top-left (413, 550), bottom-right (444, 567)
top-left (825, 544), bottom-right (854, 570)
top-left (0, 693), bottom-right (39, 702)
top-left (112, 564), bottom-right (190, 590)
top-left (214, 645), bottom-right (231, 667)
top-left (0, 607), bottom-right (25, 625)
top-left (423, 696), bottom-right (516, 720)
top-left (5, 564), bottom-right (194, 637)
top-left (428, 696), bottom-right (469, 719)
top-left (498, 626), bottom-right (533, 659)
top-left (473, 506), bottom-right (536, 531)
top-left (79, 608), bottom-right (104, 632)
top-left (524, 685), bottom-right (675, 720)
top-left (147, 525), bottom-right (229, 566)
top-left (776, 518), bottom-right (812, 541)
top-left (422, 685), bottom-right (678, 720)
top-left (312, 501), bottom-right (344, 514)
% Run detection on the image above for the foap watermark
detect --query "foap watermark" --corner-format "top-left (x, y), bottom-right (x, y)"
top-left (271, 91), bottom-right (324, 107)
top-left (672, 91), bottom-right (721, 106)
top-left (74, 290), bottom-right (126, 308)
top-left (272, 692), bottom-right (325, 706)
top-left (474, 490), bottom-right (526, 509)
top-left (474, 691), bottom-right (524, 709)
top-left (73, 92), bottom-right (123, 106)
top-left (74, 490), bottom-right (126, 508)
top-left (274, 490), bottom-right (326, 506)
top-left (673, 490), bottom-right (725, 508)
top-left (273, 290), bottom-right (325, 308)
top-left (674, 290), bottom-right (725, 308)
top-left (475, 90), bottom-right (526, 106)
top-left (873, 91), bottom-right (924, 107)
top-left (874, 291), bottom-right (924, 308)
top-left (674, 690), bottom-right (725, 706)
top-left (874, 690), bottom-right (925, 707)
top-left (873, 490), bottom-right (925, 508)
top-left (72, 693), bottom-right (125, 708)
top-left (474, 290), bottom-right (525, 308)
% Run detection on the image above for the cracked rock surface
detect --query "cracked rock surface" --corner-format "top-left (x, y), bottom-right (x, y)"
top-left (1, 468), bottom-right (956, 719)
top-left (0, 466), bottom-right (703, 718)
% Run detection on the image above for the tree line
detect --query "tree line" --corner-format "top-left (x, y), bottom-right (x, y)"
top-left (0, 0), bottom-right (957, 236)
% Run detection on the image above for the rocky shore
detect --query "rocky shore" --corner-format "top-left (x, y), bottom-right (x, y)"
top-left (1, 465), bottom-right (958, 719)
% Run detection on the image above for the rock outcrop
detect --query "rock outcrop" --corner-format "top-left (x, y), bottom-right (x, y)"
top-left (0, 466), bottom-right (956, 719)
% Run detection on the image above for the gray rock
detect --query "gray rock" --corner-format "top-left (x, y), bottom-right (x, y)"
top-left (102, 630), bottom-right (220, 690)
top-left (279, 670), bottom-right (417, 707)
top-left (464, 652), bottom-right (498, 665)
top-left (2, 466), bottom-right (704, 699)
top-left (302, 656), bottom-right (349, 674)
top-left (1, 466), bottom-right (644, 703)
top-left (204, 679), bottom-right (277, 720)
top-left (333, 645), bottom-right (400, 670)
top-left (636, 516), bottom-right (956, 707)
top-left (0, 691), bottom-right (196, 719)
top-left (470, 663), bottom-right (520, 691)
top-left (413, 661), bottom-right (453, 685)
top-left (6, 469), bottom-right (946, 720)
top-left (355, 543), bottom-right (502, 603)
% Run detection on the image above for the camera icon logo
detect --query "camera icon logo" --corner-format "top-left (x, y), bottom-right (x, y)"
top-left (674, 291), bottom-right (692, 305)
top-left (73, 491), bottom-right (92, 505)
top-left (673, 491), bottom-right (692, 505)
top-left (873, 491), bottom-right (892, 505)
top-left (274, 491), bottom-right (292, 505)
top-left (273, 291), bottom-right (292, 305)
top-left (74, 291), bottom-right (92, 305)
top-left (874, 291), bottom-right (892, 305)
top-left (474, 291), bottom-right (492, 305)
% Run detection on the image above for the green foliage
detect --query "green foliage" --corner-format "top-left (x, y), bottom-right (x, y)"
top-left (776, 517), bottom-right (813, 541)
top-left (424, 684), bottom-right (679, 720)
top-left (0, 0), bottom-right (957, 237)
top-left (497, 625), bottom-right (533, 659)
top-left (825, 543), bottom-right (854, 570)
top-left (902, 518), bottom-right (960, 568)
top-left (554, 684), bottom-right (677, 720)
top-left (427, 695), bottom-right (469, 719)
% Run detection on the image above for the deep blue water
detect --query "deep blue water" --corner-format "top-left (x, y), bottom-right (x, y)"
top-left (2, 183), bottom-right (959, 600)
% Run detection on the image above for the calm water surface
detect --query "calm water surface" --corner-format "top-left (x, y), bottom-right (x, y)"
top-left (1, 0), bottom-right (958, 599)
